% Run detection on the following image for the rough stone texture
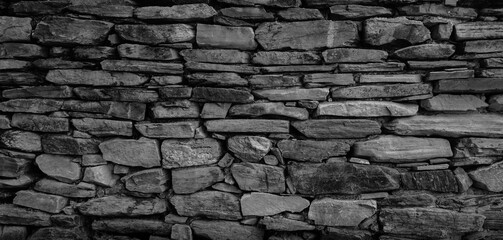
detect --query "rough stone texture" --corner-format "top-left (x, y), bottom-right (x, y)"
top-left (228, 136), bottom-right (272, 162)
top-left (364, 17), bottom-right (431, 46)
top-left (181, 49), bottom-right (250, 64)
top-left (332, 84), bottom-right (432, 99)
top-left (46, 69), bottom-right (148, 86)
top-left (191, 220), bottom-right (264, 240)
top-left (469, 161), bottom-right (503, 192)
top-left (1, 130), bottom-right (41, 152)
top-left (115, 24), bottom-right (195, 45)
top-left (435, 78), bottom-right (503, 93)
top-left (393, 44), bottom-right (455, 60)
top-left (135, 4), bottom-right (217, 21)
top-left (323, 48), bottom-right (388, 63)
top-left (11, 114), bottom-right (68, 133)
top-left (278, 140), bottom-right (351, 162)
top-left (101, 60), bottom-right (183, 74)
top-left (92, 219), bottom-right (171, 236)
top-left (196, 24), bottom-right (257, 50)
top-left (291, 119), bottom-right (381, 139)
top-left (35, 154), bottom-right (81, 183)
top-left (170, 191), bottom-right (242, 220)
top-left (252, 51), bottom-right (321, 65)
top-left (330, 5), bottom-right (392, 19)
top-left (135, 121), bottom-right (199, 138)
top-left (117, 44), bottom-right (179, 61)
top-left (241, 192), bottom-right (309, 216)
top-left (308, 199), bottom-right (376, 226)
top-left (229, 102), bottom-right (308, 120)
top-left (253, 88), bottom-right (329, 101)
top-left (205, 119), bottom-right (290, 133)
top-left (0, 99), bottom-right (63, 113)
top-left (401, 170), bottom-right (459, 192)
top-left (33, 17), bottom-right (113, 45)
top-left (421, 94), bottom-right (488, 111)
top-left (72, 118), bottom-right (132, 137)
top-left (13, 190), bottom-right (68, 214)
top-left (34, 178), bottom-right (96, 198)
top-left (172, 166), bottom-right (224, 194)
top-left (316, 101), bottom-right (418, 117)
top-left (123, 168), bottom-right (169, 193)
top-left (399, 3), bottom-right (477, 19)
top-left (82, 164), bottom-right (117, 187)
top-left (231, 162), bottom-right (285, 193)
top-left (0, 204), bottom-right (51, 226)
top-left (192, 87), bottom-right (254, 103)
top-left (99, 138), bottom-right (161, 167)
top-left (78, 196), bottom-right (167, 216)
top-left (0, 16), bottom-right (32, 42)
top-left (162, 138), bottom-right (222, 169)
top-left (455, 22), bottom-right (503, 40)
top-left (278, 8), bottom-right (323, 21)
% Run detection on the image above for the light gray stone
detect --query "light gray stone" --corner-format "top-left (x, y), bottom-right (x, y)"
top-left (292, 119), bottom-right (381, 139)
top-left (82, 164), bottom-right (118, 187)
top-left (13, 190), bottom-right (67, 214)
top-left (172, 166), bottom-right (224, 194)
top-left (196, 24), bottom-right (256, 50)
top-left (33, 17), bottom-right (112, 45)
top-left (135, 121), bottom-right (199, 138)
top-left (316, 101), bottom-right (418, 117)
top-left (191, 220), bottom-right (264, 240)
top-left (161, 138), bottom-right (222, 169)
top-left (99, 138), bottom-right (160, 168)
top-left (231, 162), bottom-right (285, 193)
top-left (46, 69), bottom-right (148, 86)
top-left (228, 102), bottom-right (308, 120)
top-left (469, 161), bottom-right (503, 192)
top-left (253, 88), bottom-right (328, 101)
top-left (205, 119), bottom-right (289, 133)
top-left (241, 192), bottom-right (309, 216)
top-left (308, 199), bottom-right (376, 226)
top-left (11, 113), bottom-right (69, 132)
top-left (35, 154), bottom-right (81, 183)
top-left (421, 94), bottom-right (488, 111)
top-left (72, 118), bottom-right (132, 137)
top-left (278, 139), bottom-right (351, 162)
top-left (180, 49), bottom-right (250, 64)
top-left (117, 44), bottom-right (179, 61)
top-left (78, 196), bottom-right (167, 216)
top-left (135, 4), bottom-right (217, 21)
top-left (323, 48), bottom-right (387, 63)
top-left (170, 191), bottom-right (242, 220)
top-left (123, 168), bottom-right (169, 193)
top-left (34, 178), bottom-right (96, 198)
top-left (228, 135), bottom-right (272, 162)
top-left (0, 16), bottom-right (32, 42)
top-left (394, 44), bottom-right (455, 60)
top-left (1, 130), bottom-right (41, 152)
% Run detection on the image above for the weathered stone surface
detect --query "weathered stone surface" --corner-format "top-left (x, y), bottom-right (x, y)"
top-left (261, 64), bottom-right (337, 73)
top-left (135, 4), bottom-right (217, 21)
top-left (180, 49), bottom-right (250, 64)
top-left (364, 17), bottom-right (431, 46)
top-left (399, 3), bottom-right (477, 19)
top-left (481, 69), bottom-right (503, 78)
top-left (115, 24), bottom-right (195, 45)
top-left (123, 168), bottom-right (169, 193)
top-left (9, 0), bottom-right (66, 15)
top-left (34, 178), bottom-right (96, 198)
top-left (46, 69), bottom-right (148, 86)
top-left (228, 102), bottom-right (308, 120)
top-left (454, 167), bottom-right (472, 192)
top-left (228, 136), bottom-right (271, 162)
top-left (278, 140), bottom-right (350, 162)
top-left (73, 46), bottom-right (115, 60)
top-left (332, 84), bottom-right (432, 99)
top-left (401, 170), bottom-right (458, 192)
top-left (0, 204), bottom-right (51, 226)
top-left (454, 137), bottom-right (503, 159)
top-left (187, 72), bottom-right (248, 87)
top-left (379, 193), bottom-right (436, 208)
top-left (35, 154), bottom-right (81, 183)
top-left (231, 162), bottom-right (285, 193)
top-left (33, 17), bottom-right (112, 45)
top-left (0, 115), bottom-right (10, 129)
top-left (288, 162), bottom-right (400, 195)
top-left (292, 119), bottom-right (381, 139)
top-left (101, 60), bottom-right (183, 74)
top-left (241, 192), bottom-right (309, 216)
top-left (359, 74), bottom-right (422, 84)
top-left (308, 199), bottom-right (376, 226)
top-left (72, 118), bottom-right (132, 137)
top-left (33, 58), bottom-right (95, 69)
top-left (92, 218), bottom-right (170, 236)
top-left (42, 135), bottom-right (100, 154)
top-left (191, 87), bottom-right (254, 103)
top-left (354, 135), bottom-right (452, 163)
top-left (0, 16), bottom-right (32, 42)
top-left (316, 101), bottom-right (418, 117)
top-left (63, 100), bottom-right (146, 121)
top-left (3, 86), bottom-right (72, 99)
top-left (135, 121), bottom-right (198, 138)
top-left (200, 103), bottom-right (232, 119)
top-left (191, 220), bottom-right (264, 240)
top-left (393, 44), bottom-right (455, 60)
top-left (158, 88), bottom-right (192, 99)
top-left (408, 60), bottom-right (470, 70)
top-left (380, 208), bottom-right (485, 238)
top-left (0, 99), bottom-right (63, 113)
top-left (0, 60), bottom-right (31, 71)
top-left (260, 216), bottom-right (315, 231)
top-left (0, 43), bottom-right (46, 58)
top-left (421, 94), bottom-right (487, 111)
top-left (0, 72), bottom-right (39, 85)
top-left (484, 58), bottom-right (503, 68)
top-left (249, 75), bottom-right (301, 89)
top-left (82, 164), bottom-right (118, 187)
top-left (74, 87), bottom-right (158, 103)
top-left (469, 161), bottom-right (503, 192)
top-left (464, 39), bottom-right (503, 53)
top-left (171, 224), bottom-right (192, 240)
top-left (253, 88), bottom-right (328, 101)
top-left (172, 166), bottom-right (223, 194)
top-left (220, 7), bottom-right (274, 20)
top-left (330, 4), bottom-right (392, 19)
top-left (68, 4), bottom-right (134, 18)
top-left (205, 119), bottom-right (289, 133)
top-left (0, 154), bottom-right (29, 178)
top-left (99, 138), bottom-right (160, 168)
top-left (217, 0), bottom-right (300, 7)
top-left (386, 114), bottom-right (503, 137)
top-left (171, 191), bottom-right (241, 220)
top-left (13, 190), bottom-right (67, 214)
top-left (252, 51), bottom-right (321, 65)
top-left (117, 44), bottom-right (179, 61)
top-left (436, 78), bottom-right (503, 93)
top-left (1, 130), bottom-right (41, 152)
top-left (0, 173), bottom-right (36, 189)
top-left (304, 73), bottom-right (354, 87)
top-left (78, 196), bottom-right (167, 216)
top-left (278, 8), bottom-right (323, 21)
top-left (197, 24), bottom-right (256, 50)
top-left (339, 62), bottom-right (405, 72)
top-left (151, 100), bottom-right (200, 119)
top-left (185, 61), bottom-right (259, 74)
top-left (256, 20), bottom-right (358, 50)
top-left (0, 225), bottom-right (28, 240)
top-left (323, 48), bottom-right (387, 63)
top-left (455, 22), bottom-right (503, 40)
top-left (162, 138), bottom-right (222, 169)
top-left (11, 113), bottom-right (68, 132)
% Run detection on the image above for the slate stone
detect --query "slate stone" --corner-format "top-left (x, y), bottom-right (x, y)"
top-left (398, 3), bottom-right (477, 19)
top-left (323, 48), bottom-right (387, 63)
top-left (0, 16), bottom-right (32, 42)
top-left (0, 99), bottom-right (63, 114)
top-left (291, 119), bottom-right (381, 139)
top-left (72, 118), bottom-right (132, 137)
top-left (241, 192), bottom-right (309, 216)
top-left (180, 49), bottom-right (250, 64)
top-left (216, 0), bottom-right (300, 7)
top-left (62, 100), bottom-right (146, 121)
top-left (82, 164), bottom-right (118, 187)
top-left (186, 73), bottom-right (248, 87)
top-left (151, 100), bottom-right (200, 119)
top-left (0, 225), bottom-right (27, 240)
top-left (185, 61), bottom-right (259, 74)
top-left (74, 87), bottom-right (158, 103)
top-left (364, 17), bottom-right (431, 46)
top-left (253, 88), bottom-right (329, 101)
top-left (196, 24), bottom-right (256, 50)
top-left (256, 20), bottom-right (358, 50)
top-left (117, 44), bottom-right (179, 61)
top-left (262, 65), bottom-right (338, 73)
top-left (249, 75), bottom-right (301, 89)
top-left (252, 51), bottom-right (321, 65)
top-left (151, 75), bottom-right (183, 85)
top-left (3, 86), bottom-right (72, 100)
top-left (303, 73), bottom-right (354, 87)
top-left (278, 140), bottom-right (351, 162)
top-left (0, 72), bottom-right (40, 85)
top-left (68, 4), bottom-right (134, 18)
top-left (386, 114), bottom-right (503, 137)
top-left (408, 60), bottom-right (471, 70)
top-left (42, 135), bottom-right (100, 155)
top-left (338, 62), bottom-right (406, 72)
top-left (135, 121), bottom-right (199, 138)
top-left (34, 57), bottom-right (93, 69)
top-left (454, 167), bottom-right (473, 192)
top-left (360, 74), bottom-right (422, 84)
top-left (0, 115), bottom-right (10, 129)
top-left (0, 204), bottom-right (51, 226)
top-left (393, 44), bottom-right (455, 60)
top-left (78, 196), bottom-right (167, 216)
top-left (288, 162), bottom-right (400, 195)
top-left (228, 102), bottom-right (308, 120)
top-left (73, 46), bottom-right (115, 60)
top-left (323, 228), bottom-right (372, 240)
top-left (101, 60), bottom-right (183, 74)
top-left (463, 39), bottom-right (503, 53)
top-left (35, 154), bottom-right (81, 183)
top-left (172, 166), bottom-right (224, 194)
top-left (231, 162), bottom-right (285, 193)
top-left (161, 138), bottom-right (222, 169)
top-left (159, 86), bottom-right (191, 99)
top-left (481, 69), bottom-right (503, 78)
top-left (421, 94), bottom-right (488, 111)
top-left (330, 4), bottom-right (392, 19)
top-left (170, 224), bottom-right (192, 240)
top-left (34, 178), bottom-right (96, 198)
top-left (46, 69), bottom-right (148, 86)
top-left (483, 58), bottom-right (503, 68)
top-left (228, 136), bottom-right (271, 162)
top-left (9, 0), bottom-right (67, 15)
top-left (13, 190), bottom-right (67, 214)
top-left (454, 22), bottom-right (503, 40)
top-left (0, 154), bottom-right (30, 178)
top-left (401, 170), bottom-right (458, 192)
top-left (191, 220), bottom-right (264, 240)
top-left (92, 219), bottom-right (170, 236)
top-left (0, 43), bottom-right (46, 58)
top-left (1, 130), bottom-right (41, 152)
top-left (201, 103), bottom-right (232, 119)
top-left (278, 8), bottom-right (323, 21)
top-left (220, 7), bottom-right (274, 20)
top-left (99, 138), bottom-right (160, 168)
top-left (308, 199), bottom-right (376, 226)
top-left (33, 17), bottom-right (112, 45)
top-left (332, 83), bottom-right (432, 99)
top-left (191, 87), bottom-right (253, 103)
top-left (123, 168), bottom-right (169, 193)
top-left (205, 119), bottom-right (290, 133)
top-left (170, 191), bottom-right (242, 220)
top-left (115, 24), bottom-right (195, 45)
top-left (436, 78), bottom-right (503, 93)
top-left (316, 101), bottom-right (418, 117)
top-left (453, 137), bottom-right (503, 158)
top-left (0, 173), bottom-right (36, 189)
top-left (260, 216), bottom-right (315, 231)
top-left (11, 113), bottom-right (68, 133)
top-left (135, 4), bottom-right (217, 21)
top-left (469, 161), bottom-right (503, 192)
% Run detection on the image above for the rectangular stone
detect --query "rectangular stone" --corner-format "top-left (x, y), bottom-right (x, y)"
top-left (0, 204), bottom-right (51, 226)
top-left (260, 64), bottom-right (337, 73)
top-left (42, 135), bottom-right (101, 155)
top-left (339, 62), bottom-right (405, 72)
top-left (398, 3), bottom-right (477, 20)
top-left (162, 138), bottom-right (222, 169)
top-left (134, 4), bottom-right (216, 21)
top-left (359, 74), bottom-right (422, 83)
top-left (196, 24), bottom-right (256, 50)
top-left (170, 191), bottom-right (242, 220)
top-left (231, 162), bottom-right (285, 193)
top-left (253, 88), bottom-right (329, 101)
top-left (46, 69), bottom-right (148, 86)
top-left (453, 137), bottom-right (503, 158)
top-left (402, 170), bottom-right (458, 192)
top-left (62, 100), bottom-right (146, 121)
top-left (180, 49), bottom-right (250, 64)
top-left (11, 113), bottom-right (69, 132)
top-left (420, 94), bottom-right (488, 111)
top-left (0, 43), bottom-right (46, 58)
top-left (332, 83), bottom-right (432, 99)
top-left (249, 75), bottom-right (301, 89)
top-left (252, 51), bottom-right (321, 65)
top-left (277, 140), bottom-right (351, 162)
top-left (412, 164), bottom-right (449, 171)
top-left (0, 72), bottom-right (39, 85)
top-left (464, 39), bottom-right (503, 53)
top-left (316, 101), bottom-right (418, 117)
top-left (92, 219), bottom-right (171, 235)
top-left (115, 24), bottom-right (195, 45)
top-left (99, 138), bottom-right (161, 168)
top-left (0, 154), bottom-right (30, 178)
top-left (117, 43), bottom-right (179, 61)
top-left (323, 48), bottom-right (387, 63)
top-left (192, 87), bottom-right (254, 103)
top-left (205, 119), bottom-right (289, 133)
top-left (309, 199), bottom-right (376, 227)
top-left (34, 178), bottom-right (96, 198)
top-left (303, 73), bottom-right (354, 87)
top-left (0, 16), bottom-right (32, 42)
top-left (101, 60), bottom-right (183, 74)
top-left (151, 100), bottom-right (200, 119)
top-left (435, 78), bottom-right (503, 93)
top-left (292, 119), bottom-right (381, 139)
top-left (13, 190), bottom-right (68, 214)
top-left (427, 69), bottom-right (474, 81)
top-left (455, 22), bottom-right (503, 40)
top-left (74, 87), bottom-right (159, 102)
top-left (407, 60), bottom-right (470, 70)
top-left (71, 118), bottom-right (133, 136)
top-left (3, 86), bottom-right (73, 99)
top-left (185, 61), bottom-right (259, 74)
top-left (0, 99), bottom-right (63, 113)
top-left (480, 68), bottom-right (503, 78)
top-left (331, 4), bottom-right (392, 19)
top-left (483, 58), bottom-right (503, 68)
top-left (135, 121), bottom-right (199, 138)
top-left (172, 166), bottom-right (224, 194)
top-left (33, 17), bottom-right (112, 45)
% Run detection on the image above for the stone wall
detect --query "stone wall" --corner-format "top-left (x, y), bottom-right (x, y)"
top-left (0, 0), bottom-right (503, 239)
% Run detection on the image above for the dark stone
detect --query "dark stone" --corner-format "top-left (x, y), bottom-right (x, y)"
top-left (401, 170), bottom-right (459, 192)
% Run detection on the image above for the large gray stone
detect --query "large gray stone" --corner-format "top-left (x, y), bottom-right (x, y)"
top-left (170, 191), bottom-right (242, 220)
top-left (161, 138), bottom-right (222, 169)
top-left (78, 196), bottom-right (167, 216)
top-left (34, 178), bottom-right (96, 198)
top-left (220, 7), bottom-right (274, 20)
top-left (364, 17), bottom-right (430, 46)
top-left (1, 130), bottom-right (41, 152)
top-left (151, 100), bottom-right (200, 119)
top-left (181, 49), bottom-right (250, 64)
top-left (308, 199), bottom-right (376, 226)
top-left (123, 168), bottom-right (169, 193)
top-left (454, 22), bottom-right (503, 40)
top-left (135, 4), bottom-right (217, 21)
top-left (421, 94), bottom-right (488, 112)
top-left (101, 60), bottom-right (183, 74)
top-left (76, 87), bottom-right (160, 103)
top-left (231, 162), bottom-right (285, 193)
top-left (191, 220), bottom-right (264, 240)
top-left (315, 101), bottom-right (418, 117)
top-left (205, 119), bottom-right (289, 133)
top-left (393, 44), bottom-right (455, 60)
top-left (196, 24), bottom-right (256, 50)
top-left (252, 51), bottom-right (321, 65)
top-left (469, 161), bottom-right (503, 192)
top-left (241, 192), bottom-right (309, 216)
top-left (117, 43), bottom-right (179, 61)
top-left (135, 121), bottom-right (199, 138)
top-left (435, 78), bottom-right (503, 93)
top-left (0, 154), bottom-right (30, 178)
top-left (464, 39), bottom-right (503, 53)
top-left (62, 100), bottom-right (146, 121)
top-left (72, 118), bottom-right (132, 137)
top-left (228, 102), bottom-right (308, 120)
top-left (33, 17), bottom-right (113, 45)
top-left (0, 43), bottom-right (46, 58)
top-left (42, 135), bottom-right (100, 155)
top-left (187, 72), bottom-right (248, 87)
top-left (332, 84), bottom-right (432, 99)
top-left (323, 48), bottom-right (387, 63)
top-left (278, 8), bottom-right (323, 21)
top-left (0, 99), bottom-right (63, 113)
top-left (13, 190), bottom-right (67, 214)
top-left (453, 137), bottom-right (503, 158)
top-left (253, 88), bottom-right (329, 101)
top-left (82, 164), bottom-right (118, 187)
top-left (227, 136), bottom-right (271, 162)
top-left (35, 154), bottom-right (81, 183)
top-left (115, 24), bottom-right (195, 45)
top-left (0, 16), bottom-right (32, 42)
top-left (11, 113), bottom-right (69, 132)
top-left (0, 204), bottom-right (51, 226)
top-left (3, 86), bottom-right (72, 99)
top-left (401, 170), bottom-right (459, 192)
top-left (249, 75), bottom-right (301, 88)
top-left (330, 4), bottom-right (392, 19)
top-left (277, 140), bottom-right (351, 162)
top-left (191, 87), bottom-right (254, 103)
top-left (172, 166), bottom-right (224, 194)
top-left (291, 119), bottom-right (381, 139)
top-left (398, 3), bottom-right (477, 20)
top-left (46, 69), bottom-right (148, 86)
top-left (68, 4), bottom-right (134, 18)
top-left (99, 138), bottom-right (160, 167)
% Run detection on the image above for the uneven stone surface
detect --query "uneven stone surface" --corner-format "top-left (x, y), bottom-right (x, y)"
top-left (192, 87), bottom-right (254, 103)
top-left (453, 137), bottom-right (503, 158)
top-left (72, 118), bottom-right (132, 136)
top-left (308, 199), bottom-right (376, 226)
top-left (92, 218), bottom-right (171, 236)
top-left (135, 4), bottom-right (217, 21)
top-left (402, 170), bottom-right (459, 192)
top-left (170, 191), bottom-right (242, 220)
top-left (34, 178), bottom-right (96, 198)
top-left (259, 216), bottom-right (315, 231)
top-left (421, 94), bottom-right (488, 111)
top-left (0, 154), bottom-right (30, 178)
top-left (46, 69), bottom-right (148, 86)
top-left (332, 84), bottom-right (432, 99)
top-left (330, 4), bottom-right (392, 19)
top-left (33, 17), bottom-right (113, 45)
top-left (364, 17), bottom-right (431, 46)
top-left (1, 130), bottom-right (41, 152)
top-left (0, 204), bottom-right (51, 226)
top-left (231, 162), bottom-right (285, 193)
top-left (117, 44), bottom-right (179, 61)
top-left (205, 119), bottom-right (289, 133)
top-left (316, 101), bottom-right (418, 117)
top-left (78, 196), bottom-right (167, 216)
top-left (197, 24), bottom-right (257, 50)
top-left (35, 154), bottom-right (81, 183)
top-left (399, 3), bottom-right (477, 19)
top-left (172, 166), bottom-right (224, 194)
top-left (99, 138), bottom-right (160, 167)
top-left (393, 44), bottom-right (455, 60)
top-left (436, 78), bottom-right (503, 93)
top-left (469, 161), bottom-right (503, 192)
top-left (0, 16), bottom-right (32, 42)
top-left (278, 140), bottom-right (351, 162)
top-left (162, 138), bottom-right (222, 169)
top-left (254, 88), bottom-right (329, 101)
top-left (151, 100), bottom-right (200, 119)
top-left (11, 113), bottom-right (69, 132)
top-left (115, 24), bottom-right (195, 45)
top-left (292, 119), bottom-right (381, 139)
top-left (191, 220), bottom-right (264, 240)
top-left (323, 48), bottom-right (388, 63)
top-left (228, 136), bottom-right (272, 162)
top-left (455, 22), bottom-right (503, 40)
top-left (101, 60), bottom-right (183, 74)
top-left (241, 192), bottom-right (309, 216)
top-left (278, 8), bottom-right (323, 21)
top-left (13, 190), bottom-right (67, 214)
top-left (123, 168), bottom-right (169, 193)
top-left (252, 51), bottom-right (321, 65)
top-left (181, 49), bottom-right (250, 64)
top-left (135, 121), bottom-right (199, 138)
top-left (82, 164), bottom-right (117, 187)
top-left (0, 99), bottom-right (63, 113)
top-left (229, 102), bottom-right (308, 120)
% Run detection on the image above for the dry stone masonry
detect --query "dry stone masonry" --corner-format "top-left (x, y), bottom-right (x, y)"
top-left (1, 0), bottom-right (503, 239)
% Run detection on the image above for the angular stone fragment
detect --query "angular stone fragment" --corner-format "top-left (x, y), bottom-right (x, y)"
top-left (229, 102), bottom-right (308, 120)
top-left (42, 135), bottom-right (100, 155)
top-left (228, 136), bottom-right (271, 162)
top-left (436, 78), bottom-right (503, 93)
top-left (135, 4), bottom-right (217, 21)
top-left (101, 60), bottom-right (183, 74)
top-left (92, 218), bottom-right (171, 236)
top-left (221, 7), bottom-right (274, 20)
top-left (278, 8), bottom-right (323, 21)
top-left (3, 86), bottom-right (72, 99)
top-left (469, 161), bottom-right (503, 192)
top-left (151, 100), bottom-right (200, 119)
top-left (330, 4), bottom-right (392, 19)
top-left (161, 138), bottom-right (222, 169)
top-left (464, 39), bottom-right (503, 53)
top-left (252, 51), bottom-right (321, 65)
top-left (171, 191), bottom-right (241, 220)
top-left (78, 196), bottom-right (167, 216)
top-left (288, 162), bottom-right (400, 195)
top-left (13, 190), bottom-right (67, 214)
top-left (135, 121), bottom-right (198, 138)
top-left (46, 69), bottom-right (148, 86)
top-left (359, 74), bottom-right (422, 84)
top-left (316, 101), bottom-right (418, 117)
top-left (35, 154), bottom-right (81, 183)
top-left (0, 204), bottom-right (51, 226)
top-left (115, 24), bottom-right (194, 45)
top-left (256, 20), bottom-right (358, 50)
top-left (99, 138), bottom-right (160, 168)
top-left (82, 164), bottom-right (117, 187)
top-left (1, 130), bottom-right (41, 152)
top-left (205, 119), bottom-right (289, 133)
top-left (386, 114), bottom-right (503, 137)
top-left (0, 72), bottom-right (39, 85)
top-left (117, 44), bottom-right (179, 61)
top-left (172, 166), bottom-right (223, 194)
top-left (394, 44), bottom-right (455, 60)
top-left (332, 84), bottom-right (431, 99)
top-left (180, 49), bottom-right (250, 64)
top-left (185, 62), bottom-right (259, 74)
top-left (68, 4), bottom-right (134, 18)
top-left (454, 167), bottom-right (472, 192)
top-left (0, 225), bottom-right (28, 240)
top-left (455, 22), bottom-right (503, 40)
top-left (63, 100), bottom-right (146, 121)
top-left (399, 3), bottom-right (477, 19)
top-left (253, 88), bottom-right (328, 101)
top-left (0, 154), bottom-right (30, 178)
top-left (0, 17), bottom-right (31, 42)
top-left (323, 48), bottom-right (387, 63)
top-left (308, 199), bottom-right (376, 226)
top-left (241, 192), bottom-right (309, 216)
top-left (191, 220), bottom-right (264, 240)
top-left (74, 87), bottom-right (158, 103)
top-left (292, 119), bottom-right (381, 139)
top-left (303, 73), bottom-right (354, 87)
top-left (338, 62), bottom-right (405, 72)
top-left (0, 99), bottom-right (63, 113)
top-left (0, 43), bottom-right (46, 58)
top-left (364, 17), bottom-right (431, 46)
top-left (249, 75), bottom-right (301, 89)
top-left (380, 208), bottom-right (485, 238)
top-left (73, 46), bottom-right (115, 60)
top-left (33, 17), bottom-right (112, 45)
top-left (11, 114), bottom-right (68, 133)
top-left (278, 140), bottom-right (350, 162)
top-left (421, 94), bottom-right (487, 111)
top-left (72, 118), bottom-right (132, 137)
top-left (123, 168), bottom-right (169, 193)
top-left (402, 170), bottom-right (458, 192)
top-left (231, 162), bottom-right (285, 193)
top-left (454, 137), bottom-right (503, 159)
top-left (34, 178), bottom-right (96, 198)
top-left (187, 72), bottom-right (248, 87)
top-left (408, 60), bottom-right (470, 70)
top-left (201, 103), bottom-right (232, 119)
top-left (197, 24), bottom-right (256, 50)
top-left (191, 87), bottom-right (253, 103)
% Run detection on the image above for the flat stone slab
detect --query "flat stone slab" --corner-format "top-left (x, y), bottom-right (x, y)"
top-left (0, 204), bottom-right (51, 226)
top-left (323, 48), bottom-right (387, 63)
top-left (13, 190), bottom-right (68, 214)
top-left (231, 162), bottom-right (285, 193)
top-left (332, 83), bottom-right (432, 99)
top-left (78, 196), bottom-right (167, 216)
top-left (393, 44), bottom-right (455, 60)
top-left (117, 44), bottom-right (179, 61)
top-left (135, 121), bottom-right (199, 138)
top-left (33, 17), bottom-right (112, 45)
top-left (253, 88), bottom-right (329, 101)
top-left (278, 139), bottom-right (351, 162)
top-left (162, 138), bottom-right (222, 169)
top-left (11, 113), bottom-right (69, 132)
top-left (46, 69), bottom-right (148, 86)
top-left (172, 166), bottom-right (224, 194)
top-left (99, 138), bottom-right (161, 168)
top-left (359, 74), bottom-right (422, 83)
top-left (421, 94), bottom-right (488, 111)
top-left (115, 24), bottom-right (195, 45)
top-left (34, 178), bottom-right (96, 198)
top-left (170, 191), bottom-right (242, 220)
top-left (241, 192), bottom-right (310, 216)
top-left (135, 4), bottom-right (217, 21)
top-left (435, 78), bottom-right (503, 93)
top-left (92, 219), bottom-right (171, 236)
top-left (181, 49), bottom-right (250, 64)
top-left (35, 154), bottom-right (81, 183)
top-left (205, 119), bottom-right (289, 133)
top-left (191, 220), bottom-right (264, 240)
top-left (191, 87), bottom-right (254, 103)
top-left (0, 99), bottom-right (63, 114)
top-left (1, 130), bottom-right (41, 152)
top-left (72, 118), bottom-right (132, 137)
top-left (330, 4), bottom-right (392, 19)
top-left (196, 24), bottom-right (257, 50)
top-left (252, 51), bottom-right (321, 65)
top-left (229, 102), bottom-right (308, 120)
top-left (308, 199), bottom-right (376, 226)
top-left (453, 137), bottom-right (503, 158)
top-left (227, 135), bottom-right (271, 162)
top-left (316, 101), bottom-right (418, 117)
top-left (0, 16), bottom-right (32, 42)
top-left (292, 119), bottom-right (381, 139)
top-left (401, 170), bottom-right (459, 192)
top-left (101, 60), bottom-right (183, 74)
top-left (398, 3), bottom-right (477, 19)
top-left (454, 22), bottom-right (503, 40)
top-left (364, 17), bottom-right (430, 46)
